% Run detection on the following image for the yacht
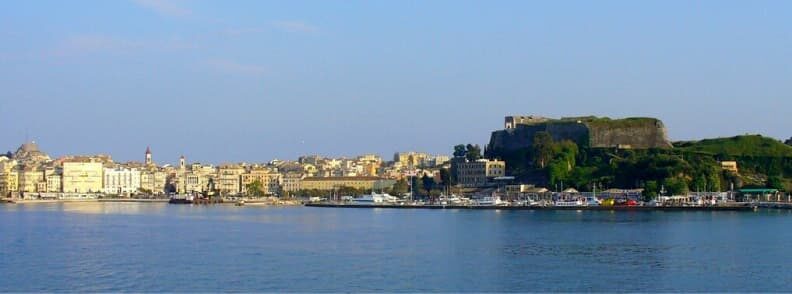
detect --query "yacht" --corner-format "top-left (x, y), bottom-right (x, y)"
top-left (438, 194), bottom-right (465, 205)
top-left (554, 199), bottom-right (584, 207)
top-left (352, 192), bottom-right (398, 205)
top-left (475, 196), bottom-right (507, 206)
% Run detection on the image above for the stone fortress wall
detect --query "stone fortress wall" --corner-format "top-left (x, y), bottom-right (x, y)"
top-left (489, 115), bottom-right (672, 152)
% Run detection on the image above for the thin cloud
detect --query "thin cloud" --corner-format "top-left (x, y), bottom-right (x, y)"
top-left (132, 0), bottom-right (191, 17)
top-left (205, 59), bottom-right (267, 76)
top-left (51, 35), bottom-right (142, 56)
top-left (271, 21), bottom-right (319, 34)
top-left (49, 34), bottom-right (198, 57)
top-left (218, 27), bottom-right (267, 37)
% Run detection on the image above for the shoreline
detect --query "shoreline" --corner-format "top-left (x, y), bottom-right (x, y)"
top-left (305, 203), bottom-right (759, 211)
top-left (1, 198), bottom-right (302, 206)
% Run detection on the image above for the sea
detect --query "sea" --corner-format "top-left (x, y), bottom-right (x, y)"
top-left (2, 202), bottom-right (792, 292)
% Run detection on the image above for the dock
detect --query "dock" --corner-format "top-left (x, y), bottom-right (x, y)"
top-left (305, 203), bottom-right (758, 211)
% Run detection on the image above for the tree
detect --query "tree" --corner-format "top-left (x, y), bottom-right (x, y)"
top-left (439, 168), bottom-right (452, 189)
top-left (411, 175), bottom-right (424, 198)
top-left (465, 144), bottom-right (482, 162)
top-left (664, 177), bottom-right (689, 195)
top-left (532, 132), bottom-right (554, 168)
top-left (767, 176), bottom-right (785, 191)
top-left (421, 174), bottom-right (434, 197)
top-left (245, 180), bottom-right (265, 197)
top-left (390, 179), bottom-right (409, 195)
top-left (643, 180), bottom-right (659, 201)
top-left (453, 144), bottom-right (467, 158)
top-left (785, 137), bottom-right (792, 146)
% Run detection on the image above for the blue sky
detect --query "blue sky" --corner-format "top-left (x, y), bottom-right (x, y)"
top-left (1, 0), bottom-right (790, 164)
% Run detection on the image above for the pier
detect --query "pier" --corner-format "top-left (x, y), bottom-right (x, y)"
top-left (305, 203), bottom-right (758, 211)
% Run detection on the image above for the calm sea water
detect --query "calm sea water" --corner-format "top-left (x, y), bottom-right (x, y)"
top-left (2, 203), bottom-right (792, 292)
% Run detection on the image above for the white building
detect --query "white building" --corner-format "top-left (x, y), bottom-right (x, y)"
top-left (103, 167), bottom-right (141, 195)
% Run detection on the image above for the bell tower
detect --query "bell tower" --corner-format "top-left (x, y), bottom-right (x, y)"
top-left (179, 155), bottom-right (186, 170)
top-left (145, 146), bottom-right (152, 165)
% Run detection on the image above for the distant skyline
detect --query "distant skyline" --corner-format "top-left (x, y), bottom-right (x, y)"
top-left (2, 0), bottom-right (790, 163)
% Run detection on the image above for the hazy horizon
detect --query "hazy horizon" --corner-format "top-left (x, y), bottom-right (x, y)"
top-left (2, 1), bottom-right (790, 163)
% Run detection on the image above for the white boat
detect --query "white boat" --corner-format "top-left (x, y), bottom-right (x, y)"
top-left (353, 192), bottom-right (398, 205)
top-left (475, 196), bottom-right (507, 206)
top-left (438, 194), bottom-right (466, 205)
top-left (554, 199), bottom-right (584, 207)
top-left (584, 196), bottom-right (600, 206)
top-left (515, 198), bottom-right (541, 206)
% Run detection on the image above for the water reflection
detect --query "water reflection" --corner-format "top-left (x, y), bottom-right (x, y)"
top-left (2, 204), bottom-right (792, 292)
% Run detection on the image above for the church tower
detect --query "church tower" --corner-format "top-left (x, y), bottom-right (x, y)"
top-left (179, 155), bottom-right (186, 170)
top-left (145, 146), bottom-right (152, 165)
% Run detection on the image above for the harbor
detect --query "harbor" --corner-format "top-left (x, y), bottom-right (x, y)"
top-left (305, 202), bottom-right (757, 211)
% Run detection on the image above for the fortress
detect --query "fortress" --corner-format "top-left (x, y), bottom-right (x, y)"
top-left (488, 115), bottom-right (673, 152)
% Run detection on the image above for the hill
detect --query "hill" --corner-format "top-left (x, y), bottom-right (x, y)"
top-left (675, 135), bottom-right (792, 157)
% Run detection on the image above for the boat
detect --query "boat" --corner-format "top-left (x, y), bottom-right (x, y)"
top-left (584, 196), bottom-right (600, 206)
top-left (168, 194), bottom-right (195, 204)
top-left (352, 192), bottom-right (398, 205)
top-left (554, 199), bottom-right (584, 207)
top-left (438, 194), bottom-right (466, 205)
top-left (475, 196), bottom-right (507, 206)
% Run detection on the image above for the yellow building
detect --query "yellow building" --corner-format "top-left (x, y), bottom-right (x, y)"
top-left (301, 176), bottom-right (395, 191)
top-left (216, 165), bottom-right (244, 194)
top-left (19, 168), bottom-right (45, 193)
top-left (140, 169), bottom-right (167, 195)
top-left (62, 159), bottom-right (103, 193)
top-left (281, 173), bottom-right (304, 193)
top-left (0, 170), bottom-right (19, 197)
top-left (393, 152), bottom-right (430, 167)
top-left (46, 171), bottom-right (62, 193)
top-left (240, 168), bottom-right (282, 195)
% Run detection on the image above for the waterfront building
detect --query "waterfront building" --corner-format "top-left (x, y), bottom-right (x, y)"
top-left (103, 167), bottom-right (141, 195)
top-left (281, 173), bottom-right (304, 193)
top-left (62, 158), bottom-right (103, 193)
top-left (140, 169), bottom-right (167, 195)
top-left (300, 176), bottom-right (396, 191)
top-left (240, 168), bottom-right (282, 195)
top-left (456, 159), bottom-right (506, 188)
top-left (18, 167), bottom-right (45, 194)
top-left (216, 164), bottom-right (244, 195)
top-left (0, 159), bottom-right (19, 197)
top-left (45, 168), bottom-right (62, 193)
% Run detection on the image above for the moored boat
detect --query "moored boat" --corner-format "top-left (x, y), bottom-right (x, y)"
top-left (168, 194), bottom-right (194, 204)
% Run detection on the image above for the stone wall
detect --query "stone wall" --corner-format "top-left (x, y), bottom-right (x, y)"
top-left (585, 118), bottom-right (672, 149)
top-left (488, 116), bottom-right (672, 152)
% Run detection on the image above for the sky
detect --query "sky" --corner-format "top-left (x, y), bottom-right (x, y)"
top-left (1, 0), bottom-right (791, 164)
